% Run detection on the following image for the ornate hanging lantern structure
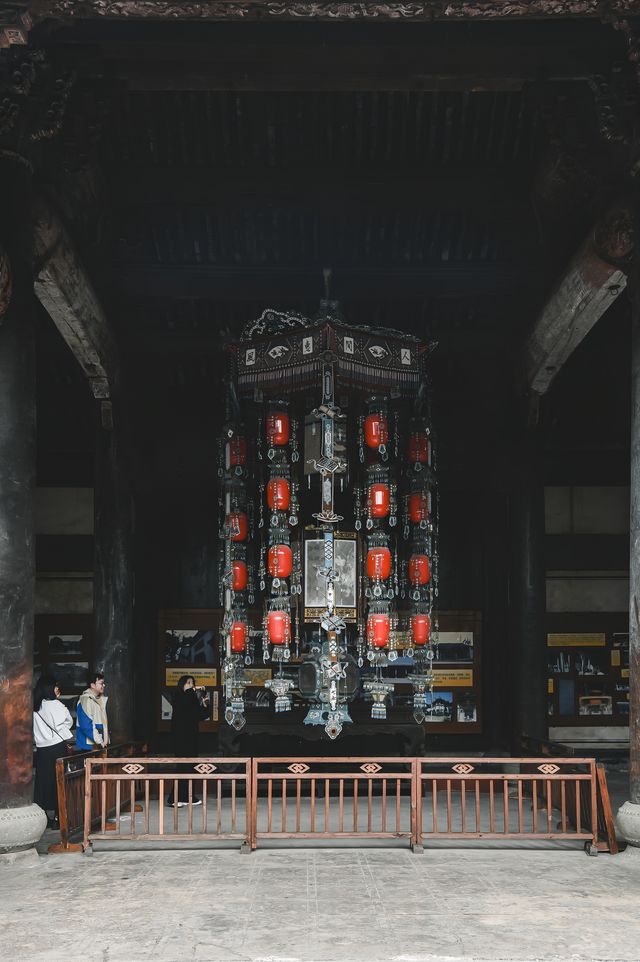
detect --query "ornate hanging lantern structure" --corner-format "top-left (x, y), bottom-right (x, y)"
top-left (220, 309), bottom-right (437, 737)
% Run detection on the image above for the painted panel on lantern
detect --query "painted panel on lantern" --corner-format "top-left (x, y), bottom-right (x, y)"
top-left (304, 538), bottom-right (357, 609)
top-left (165, 668), bottom-right (218, 687)
top-left (432, 669), bottom-right (473, 687)
top-left (547, 633), bottom-right (606, 647)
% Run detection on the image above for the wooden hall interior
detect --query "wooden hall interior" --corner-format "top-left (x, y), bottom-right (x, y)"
top-left (0, 1), bottom-right (638, 849)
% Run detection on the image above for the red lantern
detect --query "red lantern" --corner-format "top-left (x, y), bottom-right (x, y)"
top-left (367, 613), bottom-right (390, 649)
top-left (267, 477), bottom-right (291, 512)
top-left (230, 621), bottom-right (247, 653)
top-left (267, 610), bottom-right (290, 646)
top-left (268, 544), bottom-right (293, 579)
top-left (227, 511), bottom-right (248, 542)
top-left (408, 491), bottom-right (430, 524)
top-left (228, 436), bottom-right (247, 467)
top-left (367, 547), bottom-right (392, 581)
top-left (408, 553), bottom-right (430, 586)
top-left (364, 413), bottom-right (389, 450)
top-left (411, 613), bottom-right (431, 646)
top-left (231, 559), bottom-right (248, 591)
top-left (408, 431), bottom-right (430, 465)
top-left (266, 411), bottom-right (290, 447)
top-left (368, 483), bottom-right (390, 518)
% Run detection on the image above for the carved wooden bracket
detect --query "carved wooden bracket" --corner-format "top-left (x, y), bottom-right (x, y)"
top-left (0, 47), bottom-right (74, 169)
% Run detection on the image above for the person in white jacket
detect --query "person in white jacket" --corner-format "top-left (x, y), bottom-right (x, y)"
top-left (33, 675), bottom-right (74, 828)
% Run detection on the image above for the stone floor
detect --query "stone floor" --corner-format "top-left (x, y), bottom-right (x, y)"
top-left (2, 843), bottom-right (640, 962)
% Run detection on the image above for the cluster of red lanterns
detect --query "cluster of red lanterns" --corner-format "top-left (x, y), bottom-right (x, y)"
top-left (221, 433), bottom-right (252, 662)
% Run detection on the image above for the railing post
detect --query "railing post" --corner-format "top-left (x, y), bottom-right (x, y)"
top-left (83, 759), bottom-right (93, 853)
top-left (251, 758), bottom-right (258, 850)
top-left (410, 757), bottom-right (423, 853)
top-left (242, 758), bottom-right (253, 853)
top-left (590, 760), bottom-right (599, 852)
top-left (55, 757), bottom-right (68, 850)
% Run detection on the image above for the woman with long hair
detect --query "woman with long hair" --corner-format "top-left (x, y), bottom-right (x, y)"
top-left (33, 675), bottom-right (74, 828)
top-left (167, 675), bottom-right (210, 807)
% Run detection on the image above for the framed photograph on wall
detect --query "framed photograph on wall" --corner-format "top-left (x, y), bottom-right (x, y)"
top-left (34, 614), bottom-right (94, 696)
top-left (157, 609), bottom-right (222, 733)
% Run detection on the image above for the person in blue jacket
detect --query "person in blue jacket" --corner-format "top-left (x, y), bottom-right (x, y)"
top-left (76, 671), bottom-right (109, 750)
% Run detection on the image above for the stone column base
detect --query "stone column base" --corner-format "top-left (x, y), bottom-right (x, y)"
top-left (616, 801), bottom-right (640, 847)
top-left (0, 804), bottom-right (47, 853)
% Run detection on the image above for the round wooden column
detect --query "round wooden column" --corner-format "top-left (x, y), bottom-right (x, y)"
top-left (93, 394), bottom-right (134, 743)
top-left (0, 266), bottom-right (47, 851)
top-left (617, 272), bottom-right (640, 845)
top-left (509, 430), bottom-right (547, 751)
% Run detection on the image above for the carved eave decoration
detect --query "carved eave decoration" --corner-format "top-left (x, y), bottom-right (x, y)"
top-left (4, 0), bottom-right (640, 33)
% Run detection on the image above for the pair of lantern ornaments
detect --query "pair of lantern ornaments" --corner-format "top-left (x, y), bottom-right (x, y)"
top-left (219, 315), bottom-right (437, 738)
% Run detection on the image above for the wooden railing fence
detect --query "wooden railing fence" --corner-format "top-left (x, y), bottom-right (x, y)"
top-left (49, 742), bottom-right (146, 853)
top-left (77, 754), bottom-right (619, 855)
top-left (83, 757), bottom-right (251, 850)
top-left (415, 757), bottom-right (599, 853)
top-left (252, 757), bottom-right (415, 847)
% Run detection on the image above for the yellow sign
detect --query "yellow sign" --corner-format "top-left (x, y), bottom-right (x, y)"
top-left (432, 669), bottom-right (473, 687)
top-left (611, 649), bottom-right (621, 667)
top-left (548, 679), bottom-right (554, 694)
top-left (221, 668), bottom-right (272, 687)
top-left (621, 669), bottom-right (630, 679)
top-left (165, 668), bottom-right (218, 687)
top-left (547, 633), bottom-right (605, 648)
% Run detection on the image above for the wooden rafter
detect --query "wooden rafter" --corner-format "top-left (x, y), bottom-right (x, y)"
top-left (31, 196), bottom-right (116, 403)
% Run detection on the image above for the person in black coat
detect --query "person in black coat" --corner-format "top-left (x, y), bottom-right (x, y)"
top-left (167, 675), bottom-right (210, 807)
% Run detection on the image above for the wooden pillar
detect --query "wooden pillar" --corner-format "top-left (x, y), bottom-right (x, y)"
top-left (93, 395), bottom-right (134, 743)
top-left (631, 311), bottom-right (640, 805)
top-left (509, 430), bottom-right (547, 750)
top-left (618, 263), bottom-right (640, 845)
top-left (0, 260), bottom-right (47, 850)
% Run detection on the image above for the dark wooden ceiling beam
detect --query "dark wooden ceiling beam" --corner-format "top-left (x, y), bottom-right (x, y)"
top-left (31, 195), bottom-right (117, 403)
top-left (115, 262), bottom-right (545, 299)
top-left (64, 34), bottom-right (624, 91)
top-left (523, 202), bottom-right (634, 395)
top-left (111, 166), bottom-right (531, 214)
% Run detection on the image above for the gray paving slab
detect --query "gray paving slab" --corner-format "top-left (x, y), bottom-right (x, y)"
top-left (2, 845), bottom-right (640, 962)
